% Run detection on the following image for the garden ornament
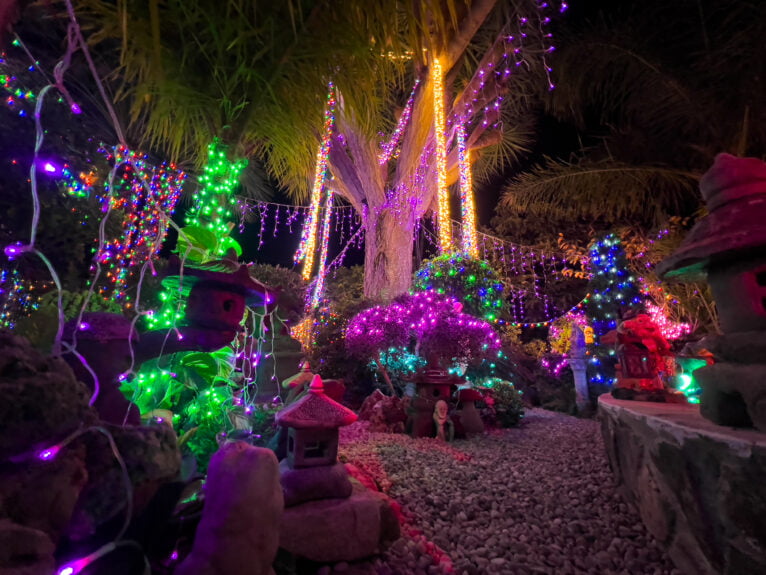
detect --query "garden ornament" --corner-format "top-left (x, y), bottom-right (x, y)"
top-left (433, 400), bottom-right (454, 442)
top-left (658, 153), bottom-right (766, 429)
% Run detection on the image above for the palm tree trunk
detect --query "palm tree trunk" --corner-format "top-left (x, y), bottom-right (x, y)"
top-left (363, 203), bottom-right (417, 300)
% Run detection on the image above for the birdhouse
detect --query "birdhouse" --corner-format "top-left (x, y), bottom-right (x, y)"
top-left (658, 153), bottom-right (766, 429)
top-left (275, 375), bottom-right (357, 469)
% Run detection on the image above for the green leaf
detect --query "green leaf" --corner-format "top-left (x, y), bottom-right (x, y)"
top-left (180, 351), bottom-right (220, 381)
top-left (217, 235), bottom-right (243, 257)
top-left (175, 225), bottom-right (218, 262)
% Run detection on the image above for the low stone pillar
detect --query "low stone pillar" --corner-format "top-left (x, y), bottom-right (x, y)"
top-left (599, 394), bottom-right (766, 575)
top-left (569, 357), bottom-right (590, 412)
top-left (569, 325), bottom-right (590, 411)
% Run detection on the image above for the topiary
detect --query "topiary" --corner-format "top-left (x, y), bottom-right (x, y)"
top-left (413, 252), bottom-right (506, 322)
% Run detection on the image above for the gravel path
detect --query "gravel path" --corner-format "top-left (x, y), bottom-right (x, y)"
top-left (328, 409), bottom-right (681, 575)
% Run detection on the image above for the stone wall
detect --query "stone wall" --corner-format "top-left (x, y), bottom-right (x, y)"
top-left (598, 395), bottom-right (766, 575)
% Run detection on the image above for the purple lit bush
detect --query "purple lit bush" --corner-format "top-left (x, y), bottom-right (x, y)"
top-left (346, 291), bottom-right (501, 370)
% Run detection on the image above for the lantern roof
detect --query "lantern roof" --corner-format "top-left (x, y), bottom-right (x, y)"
top-left (413, 368), bottom-right (461, 386)
top-left (282, 361), bottom-right (314, 389)
top-left (162, 253), bottom-right (271, 306)
top-left (658, 154), bottom-right (766, 281)
top-left (276, 375), bottom-right (358, 429)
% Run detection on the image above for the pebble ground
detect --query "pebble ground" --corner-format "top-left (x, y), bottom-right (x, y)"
top-left (305, 409), bottom-right (681, 575)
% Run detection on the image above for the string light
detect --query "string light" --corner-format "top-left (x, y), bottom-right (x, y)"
top-left (185, 139), bottom-right (246, 254)
top-left (414, 253), bottom-right (505, 322)
top-left (309, 189), bottom-right (334, 309)
top-left (96, 146), bottom-right (185, 299)
top-left (346, 291), bottom-right (502, 364)
top-left (379, 78), bottom-right (420, 164)
top-left (0, 268), bottom-right (43, 327)
top-left (295, 82), bottom-right (336, 279)
top-left (431, 57), bottom-right (452, 253)
top-left (644, 301), bottom-right (692, 340)
top-left (456, 123), bottom-right (478, 257)
top-left (507, 295), bottom-right (590, 328)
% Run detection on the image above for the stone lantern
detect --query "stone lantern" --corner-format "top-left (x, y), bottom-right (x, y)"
top-left (410, 368), bottom-right (459, 438)
top-left (162, 259), bottom-right (270, 333)
top-left (657, 153), bottom-right (766, 430)
top-left (276, 374), bottom-right (357, 469)
top-left (275, 375), bottom-right (358, 507)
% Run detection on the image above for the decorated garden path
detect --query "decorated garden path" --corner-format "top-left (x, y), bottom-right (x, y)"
top-left (326, 409), bottom-right (680, 575)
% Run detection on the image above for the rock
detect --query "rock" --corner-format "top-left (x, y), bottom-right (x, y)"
top-left (68, 422), bottom-right (181, 539)
top-left (0, 519), bottom-right (55, 575)
top-left (358, 391), bottom-right (407, 433)
top-left (0, 332), bottom-right (96, 461)
top-left (0, 448), bottom-right (88, 544)
top-left (359, 390), bottom-right (387, 421)
top-left (280, 460), bottom-right (352, 507)
top-left (344, 462), bottom-right (379, 492)
top-left (280, 481), bottom-right (400, 562)
top-left (176, 442), bottom-right (283, 575)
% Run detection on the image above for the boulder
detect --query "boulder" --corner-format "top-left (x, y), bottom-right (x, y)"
top-left (359, 390), bottom-right (387, 421)
top-left (68, 422), bottom-right (181, 540)
top-left (0, 332), bottom-right (96, 461)
top-left (280, 481), bottom-right (400, 562)
top-left (0, 449), bottom-right (88, 544)
top-left (361, 391), bottom-right (408, 433)
top-left (176, 442), bottom-right (283, 575)
top-left (280, 460), bottom-right (352, 507)
top-left (0, 519), bottom-right (56, 575)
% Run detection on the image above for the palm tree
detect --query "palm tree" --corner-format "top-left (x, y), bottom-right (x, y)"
top-left (499, 0), bottom-right (766, 228)
top-left (71, 0), bottom-right (557, 298)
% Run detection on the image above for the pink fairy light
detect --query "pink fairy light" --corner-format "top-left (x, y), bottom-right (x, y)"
top-left (379, 78), bottom-right (420, 164)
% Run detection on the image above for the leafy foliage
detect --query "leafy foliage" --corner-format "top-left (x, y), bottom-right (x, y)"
top-left (413, 253), bottom-right (507, 322)
top-left (483, 380), bottom-right (524, 427)
top-left (346, 292), bottom-right (501, 374)
top-left (501, 157), bottom-right (700, 227)
top-left (13, 289), bottom-right (122, 349)
top-left (495, 0), bottom-right (766, 301)
top-left (248, 263), bottom-right (307, 326)
top-left (120, 346), bottom-right (265, 471)
top-left (304, 266), bottom-right (374, 379)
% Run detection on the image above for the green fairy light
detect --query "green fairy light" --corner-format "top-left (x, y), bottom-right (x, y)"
top-left (414, 252), bottom-right (506, 322)
top-left (185, 139), bottom-right (247, 255)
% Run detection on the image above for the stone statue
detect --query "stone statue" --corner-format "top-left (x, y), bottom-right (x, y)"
top-left (433, 400), bottom-right (454, 441)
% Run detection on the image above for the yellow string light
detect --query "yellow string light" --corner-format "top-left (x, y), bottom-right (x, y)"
top-left (295, 83), bottom-right (336, 280)
top-left (457, 123), bottom-right (478, 258)
top-left (432, 56), bottom-right (452, 253)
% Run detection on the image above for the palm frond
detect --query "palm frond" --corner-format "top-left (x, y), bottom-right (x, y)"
top-left (545, 13), bottom-right (717, 148)
top-left (500, 156), bottom-right (701, 226)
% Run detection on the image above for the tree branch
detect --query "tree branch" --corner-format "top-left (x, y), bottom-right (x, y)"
top-left (444, 0), bottom-right (498, 70)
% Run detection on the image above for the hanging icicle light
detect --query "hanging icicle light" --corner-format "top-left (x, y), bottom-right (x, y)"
top-left (432, 57), bottom-right (452, 253)
top-left (457, 122), bottom-right (478, 257)
top-left (295, 82), bottom-right (337, 280)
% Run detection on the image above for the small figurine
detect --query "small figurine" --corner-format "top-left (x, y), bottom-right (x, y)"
top-left (432, 400), bottom-right (454, 441)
